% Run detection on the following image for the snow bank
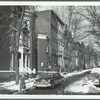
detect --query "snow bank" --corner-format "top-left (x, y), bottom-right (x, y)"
top-left (64, 77), bottom-right (100, 94)
top-left (0, 81), bottom-right (19, 91)
top-left (91, 68), bottom-right (100, 74)
top-left (0, 78), bottom-right (35, 92)
top-left (63, 69), bottom-right (91, 78)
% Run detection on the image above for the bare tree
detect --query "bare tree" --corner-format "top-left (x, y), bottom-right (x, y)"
top-left (0, 7), bottom-right (12, 49)
top-left (10, 6), bottom-right (25, 84)
top-left (75, 6), bottom-right (100, 52)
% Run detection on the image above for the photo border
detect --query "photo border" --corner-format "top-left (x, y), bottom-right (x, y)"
top-left (0, 1), bottom-right (100, 99)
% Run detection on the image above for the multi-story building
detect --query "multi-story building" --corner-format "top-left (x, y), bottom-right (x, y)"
top-left (0, 7), bottom-right (11, 70)
top-left (35, 10), bottom-right (64, 72)
top-left (1, 6), bottom-right (37, 74)
top-left (63, 25), bottom-right (74, 72)
top-left (71, 42), bottom-right (82, 70)
top-left (58, 22), bottom-right (65, 72)
top-left (19, 6), bottom-right (37, 73)
top-left (88, 47), bottom-right (98, 68)
top-left (71, 42), bottom-right (87, 71)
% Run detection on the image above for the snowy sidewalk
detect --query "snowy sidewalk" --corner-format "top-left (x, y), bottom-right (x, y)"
top-left (0, 78), bottom-right (35, 94)
top-left (63, 69), bottom-right (100, 94)
top-left (64, 76), bottom-right (100, 94)
top-left (62, 69), bottom-right (91, 78)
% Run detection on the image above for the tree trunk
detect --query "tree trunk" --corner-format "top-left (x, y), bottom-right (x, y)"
top-left (15, 52), bottom-right (19, 84)
top-left (14, 7), bottom-right (25, 85)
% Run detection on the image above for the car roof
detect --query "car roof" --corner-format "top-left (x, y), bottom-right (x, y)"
top-left (91, 68), bottom-right (100, 74)
top-left (38, 71), bottom-right (59, 74)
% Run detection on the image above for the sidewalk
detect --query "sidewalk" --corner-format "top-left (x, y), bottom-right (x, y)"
top-left (67, 69), bottom-right (91, 77)
top-left (61, 69), bottom-right (91, 78)
top-left (0, 77), bottom-right (35, 94)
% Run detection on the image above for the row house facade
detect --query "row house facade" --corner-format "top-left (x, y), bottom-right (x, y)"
top-left (10, 6), bottom-right (37, 73)
top-left (35, 10), bottom-right (64, 72)
top-left (71, 42), bottom-right (98, 71)
top-left (86, 46), bottom-right (98, 68)
top-left (71, 42), bottom-right (85, 71)
top-left (0, 7), bottom-right (11, 70)
top-left (63, 25), bottom-right (74, 72)
top-left (0, 6), bottom-right (37, 74)
top-left (57, 22), bottom-right (65, 72)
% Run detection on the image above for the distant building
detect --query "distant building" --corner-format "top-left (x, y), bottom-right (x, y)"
top-left (57, 22), bottom-right (65, 72)
top-left (71, 42), bottom-right (83, 70)
top-left (88, 47), bottom-right (98, 68)
top-left (63, 25), bottom-right (74, 72)
top-left (35, 10), bottom-right (64, 72)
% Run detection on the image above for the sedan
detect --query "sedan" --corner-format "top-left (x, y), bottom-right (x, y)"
top-left (34, 71), bottom-right (64, 88)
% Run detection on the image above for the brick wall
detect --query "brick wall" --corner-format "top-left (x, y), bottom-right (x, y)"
top-left (37, 34), bottom-right (47, 71)
top-left (0, 39), bottom-right (10, 70)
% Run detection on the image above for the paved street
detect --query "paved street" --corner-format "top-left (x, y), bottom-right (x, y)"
top-left (25, 71), bottom-right (90, 95)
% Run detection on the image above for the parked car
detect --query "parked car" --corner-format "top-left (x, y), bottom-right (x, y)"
top-left (90, 68), bottom-right (100, 86)
top-left (82, 68), bottom-right (100, 86)
top-left (34, 71), bottom-right (64, 88)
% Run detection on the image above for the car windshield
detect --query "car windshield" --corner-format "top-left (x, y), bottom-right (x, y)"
top-left (41, 73), bottom-right (53, 77)
top-left (36, 72), bottom-right (53, 78)
top-left (87, 73), bottom-right (99, 80)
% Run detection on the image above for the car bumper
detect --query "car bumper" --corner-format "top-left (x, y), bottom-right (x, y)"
top-left (34, 82), bottom-right (52, 87)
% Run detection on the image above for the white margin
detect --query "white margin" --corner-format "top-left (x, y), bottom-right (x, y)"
top-left (0, 1), bottom-right (100, 99)
top-left (0, 1), bottom-right (100, 6)
top-left (0, 95), bottom-right (100, 99)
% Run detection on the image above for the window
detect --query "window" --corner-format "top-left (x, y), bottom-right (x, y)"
top-left (23, 34), bottom-right (28, 47)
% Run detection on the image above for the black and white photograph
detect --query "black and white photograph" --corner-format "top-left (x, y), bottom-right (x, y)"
top-left (1, 2), bottom-right (100, 96)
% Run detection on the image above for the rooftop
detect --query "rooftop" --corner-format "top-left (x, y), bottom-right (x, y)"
top-left (36, 10), bottom-right (64, 26)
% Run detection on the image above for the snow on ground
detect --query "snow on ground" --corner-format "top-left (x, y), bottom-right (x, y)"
top-left (62, 69), bottom-right (91, 78)
top-left (61, 69), bottom-right (100, 94)
top-left (0, 81), bottom-right (19, 91)
top-left (25, 78), bottom-right (35, 89)
top-left (0, 78), bottom-right (35, 91)
top-left (64, 77), bottom-right (100, 94)
top-left (0, 69), bottom-right (91, 93)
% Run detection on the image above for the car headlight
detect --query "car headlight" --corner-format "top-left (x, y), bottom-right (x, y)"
top-left (48, 80), bottom-right (50, 82)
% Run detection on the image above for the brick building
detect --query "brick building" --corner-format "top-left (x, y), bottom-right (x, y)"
top-left (0, 7), bottom-right (11, 70)
top-left (71, 42), bottom-right (83, 70)
top-left (35, 10), bottom-right (64, 72)
top-left (58, 22), bottom-right (65, 72)
top-left (63, 25), bottom-right (74, 72)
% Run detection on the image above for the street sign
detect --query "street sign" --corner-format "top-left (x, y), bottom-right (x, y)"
top-left (41, 62), bottom-right (44, 67)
